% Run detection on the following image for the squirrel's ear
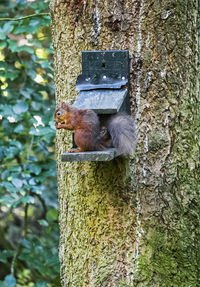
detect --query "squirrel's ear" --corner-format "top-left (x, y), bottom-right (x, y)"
top-left (61, 102), bottom-right (70, 111)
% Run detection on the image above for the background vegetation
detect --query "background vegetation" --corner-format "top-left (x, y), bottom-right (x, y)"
top-left (0, 0), bottom-right (60, 286)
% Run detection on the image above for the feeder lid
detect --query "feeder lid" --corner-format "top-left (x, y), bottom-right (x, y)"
top-left (73, 88), bottom-right (128, 114)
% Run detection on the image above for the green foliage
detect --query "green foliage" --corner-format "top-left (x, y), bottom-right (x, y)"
top-left (0, 1), bottom-right (60, 286)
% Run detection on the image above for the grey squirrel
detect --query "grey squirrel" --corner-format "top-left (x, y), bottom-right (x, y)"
top-left (54, 102), bottom-right (137, 155)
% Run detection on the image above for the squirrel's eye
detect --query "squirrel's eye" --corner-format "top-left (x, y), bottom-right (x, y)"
top-left (57, 112), bottom-right (61, 116)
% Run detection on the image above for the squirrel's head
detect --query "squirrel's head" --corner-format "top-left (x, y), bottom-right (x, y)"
top-left (54, 102), bottom-right (71, 124)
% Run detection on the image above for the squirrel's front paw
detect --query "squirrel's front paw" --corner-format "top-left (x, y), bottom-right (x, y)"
top-left (68, 149), bottom-right (77, 153)
top-left (68, 148), bottom-right (83, 153)
top-left (55, 122), bottom-right (62, 129)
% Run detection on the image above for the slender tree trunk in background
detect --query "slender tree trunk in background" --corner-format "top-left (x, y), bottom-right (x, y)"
top-left (50, 0), bottom-right (200, 286)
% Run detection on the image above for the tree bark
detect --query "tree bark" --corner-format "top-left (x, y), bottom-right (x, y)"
top-left (50, 0), bottom-right (200, 286)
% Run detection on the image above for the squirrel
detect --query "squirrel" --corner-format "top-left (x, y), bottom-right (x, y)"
top-left (54, 102), bottom-right (137, 155)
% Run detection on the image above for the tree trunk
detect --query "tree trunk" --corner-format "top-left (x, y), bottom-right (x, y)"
top-left (50, 0), bottom-right (200, 286)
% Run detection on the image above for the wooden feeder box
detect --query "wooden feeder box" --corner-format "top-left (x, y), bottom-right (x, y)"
top-left (61, 50), bottom-right (130, 162)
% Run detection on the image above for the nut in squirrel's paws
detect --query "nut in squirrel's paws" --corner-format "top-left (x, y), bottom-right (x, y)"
top-left (55, 122), bottom-right (63, 129)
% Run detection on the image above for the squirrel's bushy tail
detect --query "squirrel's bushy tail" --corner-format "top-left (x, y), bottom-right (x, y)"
top-left (107, 114), bottom-right (137, 155)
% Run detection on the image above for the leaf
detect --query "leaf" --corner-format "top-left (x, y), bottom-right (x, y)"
top-left (12, 178), bottom-right (23, 189)
top-left (21, 195), bottom-right (35, 204)
top-left (5, 70), bottom-right (20, 81)
top-left (14, 124), bottom-right (25, 133)
top-left (7, 39), bottom-right (18, 52)
top-left (29, 19), bottom-right (40, 26)
top-left (4, 274), bottom-right (16, 287)
top-left (0, 182), bottom-right (18, 193)
top-left (0, 62), bottom-right (6, 68)
top-left (26, 163), bottom-right (41, 175)
top-left (0, 32), bottom-right (6, 40)
top-left (20, 88), bottom-right (34, 99)
top-left (5, 146), bottom-right (19, 158)
top-left (30, 126), bottom-right (55, 137)
top-left (15, 21), bottom-right (40, 34)
top-left (30, 1), bottom-right (49, 12)
top-left (0, 22), bottom-right (15, 40)
top-left (2, 22), bottom-right (15, 34)
top-left (34, 281), bottom-right (47, 287)
top-left (13, 101), bottom-right (28, 114)
top-left (31, 101), bottom-right (43, 111)
top-left (20, 238), bottom-right (31, 248)
top-left (11, 195), bottom-right (35, 207)
top-left (0, 41), bottom-right (7, 48)
top-left (26, 156), bottom-right (38, 162)
top-left (16, 0), bottom-right (26, 3)
top-left (29, 178), bottom-right (37, 185)
top-left (0, 195), bottom-right (17, 207)
top-left (49, 120), bottom-right (56, 130)
top-left (46, 255), bottom-right (60, 266)
top-left (46, 209), bottom-right (58, 222)
top-left (0, 250), bottom-right (14, 264)
top-left (8, 166), bottom-right (22, 173)
top-left (38, 220), bottom-right (49, 227)
top-left (9, 140), bottom-right (22, 150)
top-left (26, 69), bottom-right (37, 80)
top-left (0, 104), bottom-right (14, 117)
top-left (0, 252), bottom-right (8, 264)
top-left (1, 170), bottom-right (9, 181)
top-left (7, 39), bottom-right (34, 54)
top-left (17, 46), bottom-right (34, 54)
top-left (14, 24), bottom-right (30, 34)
